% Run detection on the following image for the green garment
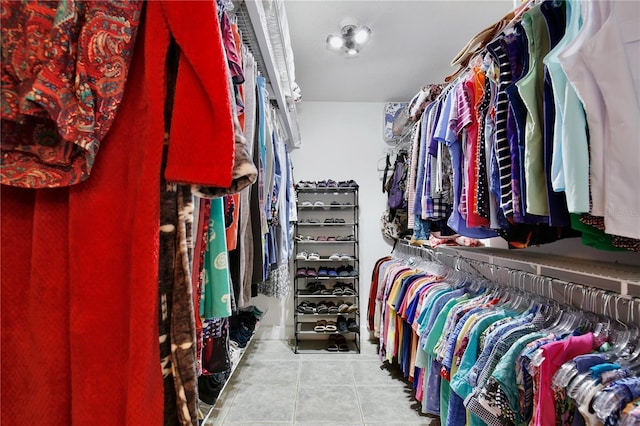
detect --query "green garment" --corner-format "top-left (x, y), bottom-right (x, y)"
top-left (200, 197), bottom-right (232, 318)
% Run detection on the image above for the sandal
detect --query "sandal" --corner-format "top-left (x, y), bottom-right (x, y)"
top-left (336, 335), bottom-right (349, 352)
top-left (325, 320), bottom-right (337, 332)
top-left (338, 302), bottom-right (350, 313)
top-left (314, 320), bottom-right (327, 332)
top-left (316, 302), bottom-right (328, 314)
top-left (312, 283), bottom-right (327, 295)
top-left (327, 301), bottom-right (338, 314)
top-left (332, 284), bottom-right (344, 296)
top-left (327, 335), bottom-right (339, 352)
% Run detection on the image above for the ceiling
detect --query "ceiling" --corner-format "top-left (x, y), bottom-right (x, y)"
top-left (284, 0), bottom-right (514, 103)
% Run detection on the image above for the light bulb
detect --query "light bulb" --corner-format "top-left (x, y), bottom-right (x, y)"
top-left (346, 48), bottom-right (359, 56)
top-left (354, 27), bottom-right (371, 45)
top-left (327, 35), bottom-right (344, 50)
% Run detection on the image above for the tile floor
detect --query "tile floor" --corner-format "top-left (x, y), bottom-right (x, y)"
top-left (204, 338), bottom-right (440, 425)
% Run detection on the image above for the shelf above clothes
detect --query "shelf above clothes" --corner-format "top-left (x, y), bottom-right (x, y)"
top-left (393, 240), bottom-right (640, 322)
top-left (235, 0), bottom-right (301, 149)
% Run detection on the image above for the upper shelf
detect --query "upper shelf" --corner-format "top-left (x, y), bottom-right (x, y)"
top-left (236, 1), bottom-right (301, 149)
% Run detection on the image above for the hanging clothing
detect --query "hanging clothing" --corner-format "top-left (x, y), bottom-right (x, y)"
top-left (1, 1), bottom-right (144, 188)
top-left (1, 2), bottom-right (236, 424)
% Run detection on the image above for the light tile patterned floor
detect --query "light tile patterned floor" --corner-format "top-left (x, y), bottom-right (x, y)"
top-left (205, 338), bottom-right (440, 426)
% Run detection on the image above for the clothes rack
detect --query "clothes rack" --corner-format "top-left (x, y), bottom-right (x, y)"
top-left (392, 240), bottom-right (640, 325)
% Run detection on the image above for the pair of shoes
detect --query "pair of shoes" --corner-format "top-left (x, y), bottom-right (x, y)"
top-left (337, 301), bottom-right (358, 313)
top-left (315, 319), bottom-right (338, 332)
top-left (337, 180), bottom-right (358, 188)
top-left (296, 181), bottom-right (316, 189)
top-left (333, 282), bottom-right (356, 296)
top-left (327, 334), bottom-right (349, 351)
top-left (299, 218), bottom-right (320, 224)
top-left (329, 253), bottom-right (353, 260)
top-left (324, 218), bottom-right (346, 223)
top-left (328, 253), bottom-right (351, 261)
top-left (317, 267), bottom-right (338, 278)
top-left (297, 301), bottom-right (316, 314)
top-left (337, 265), bottom-right (358, 277)
top-left (336, 234), bottom-right (354, 241)
top-left (296, 267), bottom-right (318, 278)
top-left (316, 301), bottom-right (339, 314)
top-left (306, 281), bottom-right (331, 295)
top-left (347, 318), bottom-right (359, 332)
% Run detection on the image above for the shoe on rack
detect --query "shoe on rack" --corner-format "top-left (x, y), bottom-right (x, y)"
top-left (336, 316), bottom-right (348, 333)
top-left (300, 201), bottom-right (313, 207)
top-left (329, 253), bottom-right (341, 261)
top-left (327, 301), bottom-right (338, 314)
top-left (347, 318), bottom-right (359, 332)
top-left (312, 283), bottom-right (327, 295)
top-left (327, 267), bottom-right (338, 278)
top-left (296, 268), bottom-right (307, 278)
top-left (339, 254), bottom-right (352, 260)
top-left (324, 218), bottom-right (336, 224)
top-left (306, 268), bottom-right (318, 278)
top-left (338, 301), bottom-right (350, 313)
top-left (326, 179), bottom-right (338, 188)
top-left (327, 335), bottom-right (339, 352)
top-left (342, 283), bottom-right (356, 296)
top-left (316, 302), bottom-right (329, 314)
top-left (332, 284), bottom-right (344, 296)
top-left (317, 267), bottom-right (328, 277)
top-left (347, 180), bottom-right (359, 188)
top-left (296, 251), bottom-right (308, 260)
top-left (316, 235), bottom-right (328, 241)
top-left (336, 335), bottom-right (349, 352)
top-left (327, 236), bottom-right (337, 241)
top-left (316, 180), bottom-right (327, 188)
top-left (308, 252), bottom-right (321, 261)
top-left (337, 266), bottom-right (349, 277)
top-left (314, 320), bottom-right (327, 332)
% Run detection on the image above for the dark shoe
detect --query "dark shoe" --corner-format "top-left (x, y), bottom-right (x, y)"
top-left (347, 318), bottom-right (359, 332)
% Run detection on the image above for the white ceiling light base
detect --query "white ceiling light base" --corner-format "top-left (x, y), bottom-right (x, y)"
top-left (326, 19), bottom-right (372, 58)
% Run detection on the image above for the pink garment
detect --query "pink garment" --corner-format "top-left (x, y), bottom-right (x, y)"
top-left (534, 332), bottom-right (595, 426)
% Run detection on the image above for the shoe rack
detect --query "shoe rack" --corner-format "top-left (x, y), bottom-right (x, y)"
top-left (293, 181), bottom-right (360, 353)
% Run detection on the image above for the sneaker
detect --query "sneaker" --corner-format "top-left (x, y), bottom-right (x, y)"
top-left (317, 267), bottom-right (328, 277)
top-left (327, 267), bottom-right (338, 278)
top-left (295, 251), bottom-right (308, 260)
top-left (329, 253), bottom-right (341, 261)
top-left (347, 318), bottom-right (359, 332)
top-left (336, 316), bottom-right (348, 332)
top-left (308, 252), bottom-right (321, 261)
top-left (339, 254), bottom-right (352, 260)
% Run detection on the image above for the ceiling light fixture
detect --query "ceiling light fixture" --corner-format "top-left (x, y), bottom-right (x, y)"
top-left (326, 21), bottom-right (372, 57)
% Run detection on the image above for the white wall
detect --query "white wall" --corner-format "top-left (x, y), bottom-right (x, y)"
top-left (253, 101), bottom-right (393, 340)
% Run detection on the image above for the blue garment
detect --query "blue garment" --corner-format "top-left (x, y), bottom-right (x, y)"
top-left (414, 104), bottom-right (435, 216)
top-left (466, 313), bottom-right (533, 387)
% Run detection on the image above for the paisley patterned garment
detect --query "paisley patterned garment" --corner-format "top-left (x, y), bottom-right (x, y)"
top-left (1, 0), bottom-right (143, 187)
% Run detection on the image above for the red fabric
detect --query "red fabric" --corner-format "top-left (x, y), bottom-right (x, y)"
top-left (1, 2), bottom-right (234, 424)
top-left (163, 0), bottom-right (234, 187)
